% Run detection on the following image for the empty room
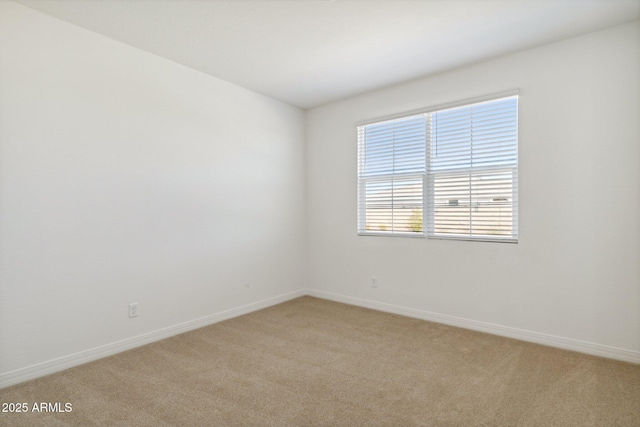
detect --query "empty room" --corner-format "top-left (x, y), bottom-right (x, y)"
top-left (1, 0), bottom-right (639, 425)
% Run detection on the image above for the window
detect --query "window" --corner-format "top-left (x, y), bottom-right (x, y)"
top-left (357, 94), bottom-right (518, 242)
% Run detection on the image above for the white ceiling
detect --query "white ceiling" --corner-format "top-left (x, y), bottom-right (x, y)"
top-left (15, 0), bottom-right (640, 109)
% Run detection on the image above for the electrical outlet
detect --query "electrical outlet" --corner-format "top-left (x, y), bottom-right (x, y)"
top-left (371, 277), bottom-right (378, 288)
top-left (128, 303), bottom-right (138, 318)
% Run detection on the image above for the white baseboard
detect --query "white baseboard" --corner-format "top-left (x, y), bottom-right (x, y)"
top-left (0, 289), bottom-right (306, 389)
top-left (307, 289), bottom-right (640, 364)
top-left (3, 287), bottom-right (637, 389)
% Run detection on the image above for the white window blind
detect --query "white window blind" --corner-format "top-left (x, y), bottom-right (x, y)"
top-left (357, 114), bottom-right (427, 234)
top-left (357, 95), bottom-right (518, 242)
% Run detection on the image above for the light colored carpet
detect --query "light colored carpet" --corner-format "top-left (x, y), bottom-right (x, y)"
top-left (1, 296), bottom-right (639, 426)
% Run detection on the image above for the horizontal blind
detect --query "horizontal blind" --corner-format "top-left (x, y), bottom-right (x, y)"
top-left (426, 96), bottom-right (518, 241)
top-left (358, 114), bottom-right (427, 234)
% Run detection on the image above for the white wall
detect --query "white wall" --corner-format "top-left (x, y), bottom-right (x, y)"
top-left (307, 21), bottom-right (640, 358)
top-left (0, 2), bottom-right (306, 381)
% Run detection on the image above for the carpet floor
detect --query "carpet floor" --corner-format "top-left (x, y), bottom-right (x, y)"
top-left (1, 296), bottom-right (639, 426)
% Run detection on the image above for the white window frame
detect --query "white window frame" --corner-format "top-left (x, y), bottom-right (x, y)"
top-left (357, 90), bottom-right (519, 243)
